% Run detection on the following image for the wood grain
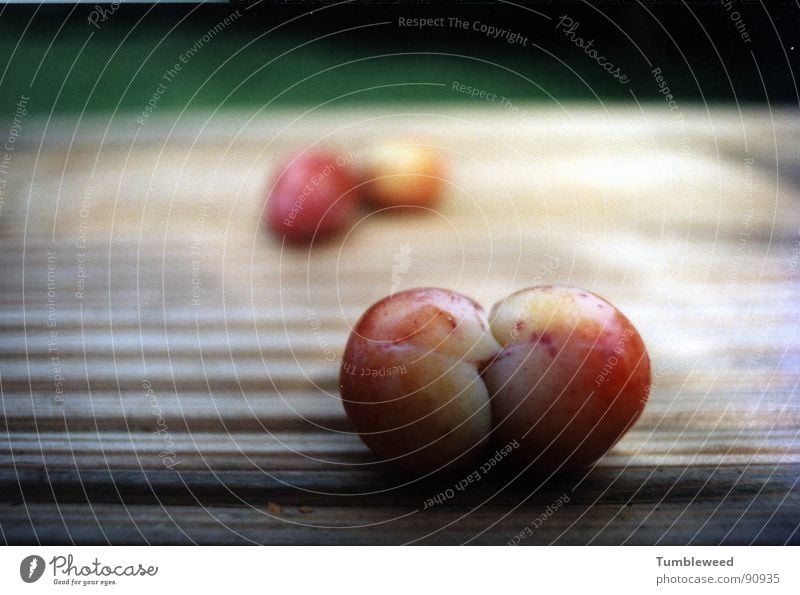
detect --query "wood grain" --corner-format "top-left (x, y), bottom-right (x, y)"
top-left (0, 106), bottom-right (798, 544)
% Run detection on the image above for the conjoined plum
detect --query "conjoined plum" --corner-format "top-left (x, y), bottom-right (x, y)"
top-left (339, 285), bottom-right (650, 474)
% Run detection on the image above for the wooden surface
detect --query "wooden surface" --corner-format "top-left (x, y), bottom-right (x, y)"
top-left (0, 105), bottom-right (799, 545)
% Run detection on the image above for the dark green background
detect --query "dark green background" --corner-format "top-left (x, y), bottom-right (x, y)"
top-left (0, 1), bottom-right (797, 118)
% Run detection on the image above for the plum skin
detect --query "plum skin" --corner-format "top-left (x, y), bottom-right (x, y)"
top-left (362, 144), bottom-right (447, 208)
top-left (266, 150), bottom-right (357, 243)
top-left (339, 286), bottom-right (650, 475)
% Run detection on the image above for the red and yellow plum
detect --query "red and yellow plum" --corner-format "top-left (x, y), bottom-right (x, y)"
top-left (339, 288), bottom-right (500, 473)
top-left (483, 286), bottom-right (651, 473)
top-left (362, 144), bottom-right (447, 208)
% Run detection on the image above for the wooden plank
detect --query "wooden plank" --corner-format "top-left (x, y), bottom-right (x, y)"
top-left (1, 106), bottom-right (798, 544)
top-left (1, 465), bottom-right (797, 545)
top-left (1, 429), bottom-right (798, 471)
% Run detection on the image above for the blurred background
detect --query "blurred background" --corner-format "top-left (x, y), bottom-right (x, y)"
top-left (0, 0), bottom-right (798, 545)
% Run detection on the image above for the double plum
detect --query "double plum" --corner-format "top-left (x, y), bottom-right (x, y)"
top-left (339, 285), bottom-right (650, 474)
top-left (265, 145), bottom-right (447, 244)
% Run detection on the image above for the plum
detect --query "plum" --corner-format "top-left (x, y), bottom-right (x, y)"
top-left (362, 144), bottom-right (447, 208)
top-left (483, 286), bottom-right (651, 474)
top-left (266, 150), bottom-right (357, 243)
top-left (339, 286), bottom-right (650, 475)
top-left (339, 288), bottom-right (500, 472)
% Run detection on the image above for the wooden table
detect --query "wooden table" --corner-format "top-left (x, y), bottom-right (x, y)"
top-left (1, 106), bottom-right (798, 545)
